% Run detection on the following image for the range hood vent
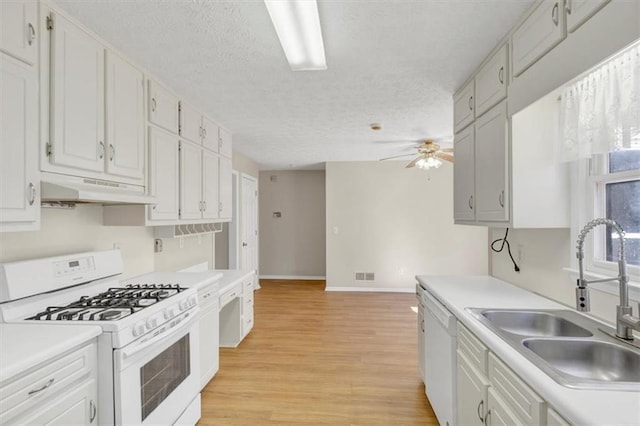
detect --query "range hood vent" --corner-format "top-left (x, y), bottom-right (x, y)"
top-left (40, 173), bottom-right (157, 205)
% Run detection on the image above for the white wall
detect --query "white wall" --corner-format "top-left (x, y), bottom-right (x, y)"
top-left (258, 170), bottom-right (326, 277)
top-left (326, 161), bottom-right (488, 290)
top-left (0, 205), bottom-right (214, 278)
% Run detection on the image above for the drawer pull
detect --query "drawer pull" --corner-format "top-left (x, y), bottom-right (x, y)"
top-left (498, 66), bottom-right (504, 84)
top-left (28, 378), bottom-right (54, 396)
top-left (477, 399), bottom-right (484, 422)
top-left (27, 23), bottom-right (36, 46)
top-left (484, 409), bottom-right (491, 425)
top-left (552, 3), bottom-right (559, 26)
top-left (90, 400), bottom-right (97, 423)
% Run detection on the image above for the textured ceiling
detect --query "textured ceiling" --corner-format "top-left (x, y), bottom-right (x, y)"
top-left (53, 0), bottom-right (534, 170)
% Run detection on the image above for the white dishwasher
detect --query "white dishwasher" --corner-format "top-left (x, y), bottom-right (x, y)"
top-left (423, 288), bottom-right (457, 426)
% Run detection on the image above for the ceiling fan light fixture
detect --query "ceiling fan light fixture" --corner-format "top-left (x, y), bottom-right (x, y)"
top-left (265, 0), bottom-right (327, 71)
top-left (416, 156), bottom-right (442, 170)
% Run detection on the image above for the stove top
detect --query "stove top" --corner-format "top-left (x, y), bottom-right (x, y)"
top-left (27, 284), bottom-right (188, 321)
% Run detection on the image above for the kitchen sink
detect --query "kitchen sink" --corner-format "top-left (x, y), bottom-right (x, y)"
top-left (467, 308), bottom-right (640, 390)
top-left (480, 310), bottom-right (592, 337)
top-left (523, 339), bottom-right (640, 382)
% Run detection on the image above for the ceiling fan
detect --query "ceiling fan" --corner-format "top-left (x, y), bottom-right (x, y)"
top-left (379, 139), bottom-right (454, 169)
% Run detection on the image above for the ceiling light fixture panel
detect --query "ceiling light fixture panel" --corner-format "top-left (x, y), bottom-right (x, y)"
top-left (265, 0), bottom-right (327, 71)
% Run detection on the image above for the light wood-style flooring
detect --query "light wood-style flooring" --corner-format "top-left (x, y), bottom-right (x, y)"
top-left (200, 280), bottom-right (437, 425)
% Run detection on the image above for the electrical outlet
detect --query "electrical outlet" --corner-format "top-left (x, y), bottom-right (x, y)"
top-left (154, 239), bottom-right (163, 253)
top-left (113, 242), bottom-right (120, 250)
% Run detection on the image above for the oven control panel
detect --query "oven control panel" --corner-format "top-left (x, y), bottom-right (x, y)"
top-left (54, 256), bottom-right (95, 278)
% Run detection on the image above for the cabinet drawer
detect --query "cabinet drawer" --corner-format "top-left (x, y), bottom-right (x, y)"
top-left (488, 353), bottom-right (545, 425)
top-left (454, 80), bottom-right (475, 133)
top-left (244, 292), bottom-right (253, 307)
top-left (0, 342), bottom-right (96, 423)
top-left (243, 307), bottom-right (254, 335)
top-left (242, 277), bottom-right (254, 295)
top-left (197, 283), bottom-right (219, 311)
top-left (475, 43), bottom-right (508, 117)
top-left (219, 282), bottom-right (242, 309)
top-left (457, 323), bottom-right (488, 374)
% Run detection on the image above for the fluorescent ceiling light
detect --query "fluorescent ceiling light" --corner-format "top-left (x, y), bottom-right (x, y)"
top-left (265, 0), bottom-right (327, 71)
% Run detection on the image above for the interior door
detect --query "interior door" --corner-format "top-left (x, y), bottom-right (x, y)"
top-left (240, 175), bottom-right (258, 275)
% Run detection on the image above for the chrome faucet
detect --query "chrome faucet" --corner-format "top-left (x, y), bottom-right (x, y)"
top-left (576, 218), bottom-right (640, 340)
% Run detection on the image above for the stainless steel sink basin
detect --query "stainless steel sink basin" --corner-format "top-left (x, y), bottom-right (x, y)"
top-left (481, 310), bottom-right (593, 337)
top-left (522, 339), bottom-right (640, 383)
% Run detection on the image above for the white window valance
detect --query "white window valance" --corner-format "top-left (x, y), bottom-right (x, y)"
top-left (560, 41), bottom-right (640, 162)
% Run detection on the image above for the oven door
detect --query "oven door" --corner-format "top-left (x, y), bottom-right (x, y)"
top-left (113, 309), bottom-right (200, 425)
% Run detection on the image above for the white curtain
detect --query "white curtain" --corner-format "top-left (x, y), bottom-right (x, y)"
top-left (560, 41), bottom-right (640, 162)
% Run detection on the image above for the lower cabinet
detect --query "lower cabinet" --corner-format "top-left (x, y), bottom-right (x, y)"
top-left (487, 387), bottom-right (523, 426)
top-left (197, 282), bottom-right (220, 390)
top-left (456, 351), bottom-right (489, 426)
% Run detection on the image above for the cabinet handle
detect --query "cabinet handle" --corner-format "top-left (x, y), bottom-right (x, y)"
top-left (90, 400), bottom-right (97, 423)
top-left (468, 96), bottom-right (473, 111)
top-left (498, 190), bottom-right (504, 208)
top-left (151, 97), bottom-right (157, 112)
top-left (109, 144), bottom-right (115, 161)
top-left (28, 182), bottom-right (36, 205)
top-left (477, 400), bottom-right (484, 422)
top-left (566, 0), bottom-right (572, 14)
top-left (498, 66), bottom-right (504, 84)
top-left (484, 409), bottom-right (491, 425)
top-left (420, 319), bottom-right (424, 332)
top-left (203, 201), bottom-right (207, 211)
top-left (27, 23), bottom-right (36, 46)
top-left (552, 2), bottom-right (559, 26)
top-left (242, 242), bottom-right (248, 247)
top-left (28, 378), bottom-right (54, 396)
top-left (468, 195), bottom-right (473, 210)
top-left (99, 141), bottom-right (105, 159)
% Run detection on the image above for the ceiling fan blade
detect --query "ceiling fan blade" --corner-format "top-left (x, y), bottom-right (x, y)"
top-left (436, 152), bottom-right (454, 163)
top-left (405, 156), bottom-right (421, 168)
top-left (379, 153), bottom-right (415, 161)
top-left (440, 147), bottom-right (454, 153)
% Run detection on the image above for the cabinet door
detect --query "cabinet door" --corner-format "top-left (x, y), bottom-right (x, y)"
top-left (198, 306), bottom-right (220, 389)
top-left (218, 127), bottom-right (233, 158)
top-left (453, 125), bottom-right (475, 221)
top-left (487, 387), bottom-right (524, 426)
top-left (179, 140), bottom-right (203, 220)
top-left (454, 80), bottom-right (475, 133)
top-left (105, 51), bottom-right (144, 181)
top-left (475, 44), bottom-right (508, 117)
top-left (0, 1), bottom-right (38, 66)
top-left (547, 407), bottom-right (570, 426)
top-left (15, 378), bottom-right (97, 425)
top-left (1, 55), bottom-right (38, 225)
top-left (457, 352), bottom-right (489, 426)
top-left (219, 156), bottom-right (233, 219)
top-left (566, 0), bottom-right (610, 32)
top-left (148, 79), bottom-right (179, 134)
top-left (179, 101), bottom-right (202, 144)
top-left (202, 116), bottom-right (219, 153)
top-left (202, 150), bottom-right (219, 220)
top-left (50, 12), bottom-right (105, 173)
top-left (512, 0), bottom-right (566, 77)
top-left (475, 101), bottom-right (508, 222)
top-left (148, 127), bottom-right (179, 221)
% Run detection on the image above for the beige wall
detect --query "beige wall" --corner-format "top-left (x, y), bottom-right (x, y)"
top-left (0, 204), bottom-right (214, 278)
top-left (258, 170), bottom-right (326, 277)
top-left (326, 161), bottom-right (488, 290)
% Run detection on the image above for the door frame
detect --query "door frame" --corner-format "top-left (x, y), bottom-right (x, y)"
top-left (228, 170), bottom-right (240, 269)
top-left (240, 173), bottom-right (259, 281)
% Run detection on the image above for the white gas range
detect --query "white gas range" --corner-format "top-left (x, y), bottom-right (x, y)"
top-left (0, 249), bottom-right (219, 425)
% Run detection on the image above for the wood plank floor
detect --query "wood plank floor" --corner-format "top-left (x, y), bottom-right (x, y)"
top-left (200, 280), bottom-right (438, 425)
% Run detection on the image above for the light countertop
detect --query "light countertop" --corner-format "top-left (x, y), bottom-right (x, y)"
top-left (415, 275), bottom-right (640, 425)
top-left (210, 269), bottom-right (255, 294)
top-left (0, 323), bottom-right (101, 383)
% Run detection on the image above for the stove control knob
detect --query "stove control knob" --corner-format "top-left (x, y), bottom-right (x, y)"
top-left (164, 307), bottom-right (175, 320)
top-left (146, 317), bottom-right (158, 329)
top-left (179, 299), bottom-right (189, 311)
top-left (188, 296), bottom-right (197, 307)
top-left (132, 322), bottom-right (145, 337)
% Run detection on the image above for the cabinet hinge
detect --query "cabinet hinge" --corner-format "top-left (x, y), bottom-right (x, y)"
top-left (177, 102), bottom-right (182, 134)
top-left (178, 141), bottom-right (181, 152)
top-left (46, 143), bottom-right (52, 157)
top-left (178, 208), bottom-right (182, 218)
top-left (46, 15), bottom-right (53, 31)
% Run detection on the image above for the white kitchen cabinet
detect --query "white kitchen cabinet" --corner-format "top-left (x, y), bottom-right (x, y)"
top-left (148, 79), bottom-right (179, 134)
top-left (0, 54), bottom-right (39, 230)
top-left (456, 352), bottom-right (489, 426)
top-left (474, 101), bottom-right (508, 222)
top-left (202, 150), bottom-right (220, 220)
top-left (512, 0), bottom-right (566, 77)
top-left (197, 281), bottom-right (220, 390)
top-left (202, 116), bottom-right (220, 153)
top-left (487, 387), bottom-right (523, 426)
top-left (242, 276), bottom-right (254, 336)
top-left (453, 80), bottom-right (475, 133)
top-left (219, 156), bottom-right (233, 219)
top-left (49, 11), bottom-right (105, 174)
top-left (453, 125), bottom-right (475, 222)
top-left (105, 50), bottom-right (145, 181)
top-left (179, 101), bottom-right (203, 145)
top-left (547, 407), bottom-right (571, 426)
top-left (218, 127), bottom-right (233, 158)
top-left (566, 0), bottom-right (610, 33)
top-left (180, 140), bottom-right (204, 220)
top-left (149, 127), bottom-right (179, 221)
top-left (0, 1), bottom-right (38, 66)
top-left (475, 44), bottom-right (508, 117)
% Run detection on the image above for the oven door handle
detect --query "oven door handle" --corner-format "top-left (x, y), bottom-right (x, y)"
top-left (122, 310), bottom-right (197, 359)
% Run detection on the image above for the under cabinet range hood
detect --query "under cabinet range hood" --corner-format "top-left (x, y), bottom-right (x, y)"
top-left (40, 173), bottom-right (157, 205)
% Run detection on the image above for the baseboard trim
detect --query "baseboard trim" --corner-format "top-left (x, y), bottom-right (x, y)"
top-left (260, 275), bottom-right (326, 280)
top-left (325, 286), bottom-right (414, 293)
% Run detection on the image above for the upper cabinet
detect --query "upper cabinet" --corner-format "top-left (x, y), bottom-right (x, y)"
top-left (453, 81), bottom-right (475, 133)
top-left (0, 1), bottom-right (38, 66)
top-left (218, 127), bottom-right (233, 158)
top-left (49, 12), bottom-right (105, 174)
top-left (512, 0), bottom-right (566, 77)
top-left (566, 0), bottom-right (610, 33)
top-left (148, 79), bottom-right (179, 134)
top-left (202, 116), bottom-right (220, 153)
top-left (453, 125), bottom-right (475, 222)
top-left (179, 101), bottom-right (203, 145)
top-left (475, 45), bottom-right (508, 117)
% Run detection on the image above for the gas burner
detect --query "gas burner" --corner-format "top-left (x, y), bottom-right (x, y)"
top-left (101, 310), bottom-right (123, 320)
